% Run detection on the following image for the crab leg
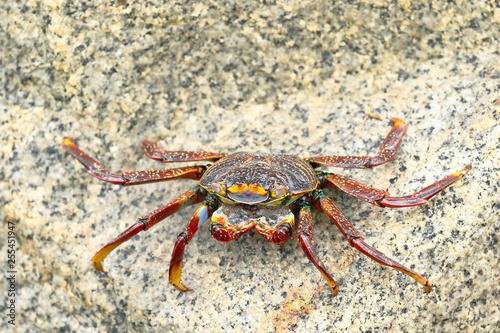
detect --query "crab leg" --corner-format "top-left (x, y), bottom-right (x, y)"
top-left (169, 197), bottom-right (218, 291)
top-left (142, 139), bottom-right (225, 163)
top-left (306, 118), bottom-right (406, 169)
top-left (92, 186), bottom-right (206, 271)
top-left (62, 138), bottom-right (207, 185)
top-left (319, 163), bottom-right (472, 207)
top-left (310, 189), bottom-right (432, 294)
top-left (294, 199), bottom-right (339, 296)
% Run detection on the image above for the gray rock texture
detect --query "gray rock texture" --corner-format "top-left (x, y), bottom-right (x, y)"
top-left (1, 0), bottom-right (499, 332)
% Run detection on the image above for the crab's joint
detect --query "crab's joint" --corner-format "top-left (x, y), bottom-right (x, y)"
top-left (374, 194), bottom-right (387, 207)
top-left (120, 175), bottom-right (130, 186)
top-left (296, 230), bottom-right (309, 238)
top-left (177, 230), bottom-right (191, 245)
top-left (138, 217), bottom-right (149, 230)
top-left (364, 157), bottom-right (374, 169)
top-left (346, 233), bottom-right (363, 247)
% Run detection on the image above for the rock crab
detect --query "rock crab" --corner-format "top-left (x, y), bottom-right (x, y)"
top-left (62, 118), bottom-right (471, 296)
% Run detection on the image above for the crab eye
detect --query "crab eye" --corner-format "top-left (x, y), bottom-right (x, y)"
top-left (271, 184), bottom-right (287, 198)
top-left (211, 182), bottom-right (227, 196)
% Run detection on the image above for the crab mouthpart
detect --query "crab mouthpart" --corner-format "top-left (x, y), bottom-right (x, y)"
top-left (227, 184), bottom-right (268, 204)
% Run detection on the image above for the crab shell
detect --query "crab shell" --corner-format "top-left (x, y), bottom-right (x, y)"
top-left (199, 152), bottom-right (318, 206)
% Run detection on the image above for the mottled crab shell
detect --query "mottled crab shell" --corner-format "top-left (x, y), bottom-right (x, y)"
top-left (199, 152), bottom-right (318, 204)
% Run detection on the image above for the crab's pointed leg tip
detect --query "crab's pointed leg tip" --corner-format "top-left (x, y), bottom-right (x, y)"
top-left (332, 287), bottom-right (339, 297)
top-left (464, 163), bottom-right (473, 174)
top-left (423, 282), bottom-right (433, 294)
top-left (366, 112), bottom-right (385, 121)
top-left (92, 262), bottom-right (105, 272)
top-left (174, 283), bottom-right (192, 292)
top-left (62, 137), bottom-right (75, 148)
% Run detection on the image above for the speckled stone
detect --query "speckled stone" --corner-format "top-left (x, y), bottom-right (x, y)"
top-left (1, 0), bottom-right (499, 332)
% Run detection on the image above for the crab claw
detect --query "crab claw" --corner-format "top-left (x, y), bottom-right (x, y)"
top-left (209, 205), bottom-right (258, 242)
top-left (254, 210), bottom-right (294, 244)
top-left (210, 221), bottom-right (256, 242)
top-left (255, 221), bottom-right (293, 244)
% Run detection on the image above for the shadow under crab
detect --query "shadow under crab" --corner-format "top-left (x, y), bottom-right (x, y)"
top-left (61, 118), bottom-right (471, 296)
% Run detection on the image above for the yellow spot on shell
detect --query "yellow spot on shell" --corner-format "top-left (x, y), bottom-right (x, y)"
top-left (227, 184), bottom-right (268, 196)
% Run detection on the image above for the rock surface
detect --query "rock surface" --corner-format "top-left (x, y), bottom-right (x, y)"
top-left (1, 0), bottom-right (499, 332)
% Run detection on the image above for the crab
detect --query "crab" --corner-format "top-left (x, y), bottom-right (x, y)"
top-left (61, 118), bottom-right (471, 296)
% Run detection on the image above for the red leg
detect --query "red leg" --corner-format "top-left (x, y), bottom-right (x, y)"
top-left (320, 163), bottom-right (472, 207)
top-left (62, 138), bottom-right (207, 185)
top-left (294, 199), bottom-right (339, 296)
top-left (142, 139), bottom-right (225, 163)
top-left (310, 190), bottom-right (432, 294)
top-left (92, 187), bottom-right (206, 271)
top-left (306, 118), bottom-right (406, 169)
top-left (169, 197), bottom-right (218, 291)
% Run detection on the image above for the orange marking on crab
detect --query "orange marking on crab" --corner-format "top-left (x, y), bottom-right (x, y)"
top-left (62, 137), bottom-right (76, 149)
top-left (228, 184), bottom-right (268, 196)
top-left (226, 184), bottom-right (269, 203)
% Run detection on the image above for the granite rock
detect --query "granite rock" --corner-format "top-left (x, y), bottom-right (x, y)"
top-left (1, 0), bottom-right (499, 332)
